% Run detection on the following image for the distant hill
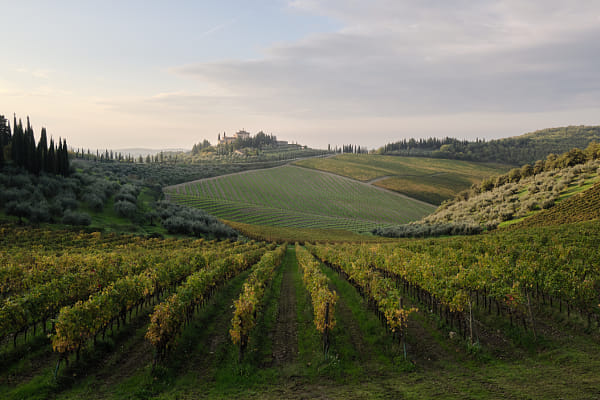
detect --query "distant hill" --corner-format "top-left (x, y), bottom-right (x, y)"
top-left (114, 148), bottom-right (187, 157)
top-left (379, 125), bottom-right (600, 165)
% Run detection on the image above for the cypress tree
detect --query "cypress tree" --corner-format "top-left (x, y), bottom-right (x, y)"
top-left (0, 115), bottom-right (9, 146)
top-left (37, 127), bottom-right (48, 172)
top-left (56, 138), bottom-right (63, 174)
top-left (25, 121), bottom-right (38, 174)
top-left (47, 138), bottom-right (56, 173)
top-left (57, 138), bottom-right (66, 175)
top-left (0, 115), bottom-right (8, 167)
top-left (61, 138), bottom-right (69, 175)
top-left (11, 119), bottom-right (24, 168)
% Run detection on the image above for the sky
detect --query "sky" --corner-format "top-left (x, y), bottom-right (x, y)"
top-left (1, 0), bottom-right (599, 151)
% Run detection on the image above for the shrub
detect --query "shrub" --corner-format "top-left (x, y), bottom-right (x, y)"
top-left (114, 200), bottom-right (138, 218)
top-left (157, 200), bottom-right (237, 239)
top-left (541, 198), bottom-right (555, 209)
top-left (114, 192), bottom-right (137, 204)
top-left (56, 194), bottom-right (78, 211)
top-left (373, 222), bottom-right (482, 238)
top-left (28, 203), bottom-right (52, 224)
top-left (5, 200), bottom-right (32, 221)
top-left (82, 192), bottom-right (104, 211)
top-left (62, 210), bottom-right (92, 226)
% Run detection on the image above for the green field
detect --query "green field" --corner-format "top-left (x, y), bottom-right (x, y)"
top-left (165, 165), bottom-right (435, 233)
top-left (294, 154), bottom-right (510, 204)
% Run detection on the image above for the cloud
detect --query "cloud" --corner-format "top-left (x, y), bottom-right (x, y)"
top-left (16, 67), bottom-right (51, 79)
top-left (173, 1), bottom-right (600, 121)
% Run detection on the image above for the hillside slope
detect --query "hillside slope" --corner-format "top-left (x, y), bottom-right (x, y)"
top-left (165, 165), bottom-right (435, 233)
top-left (379, 125), bottom-right (600, 165)
top-left (293, 154), bottom-right (509, 205)
top-left (509, 182), bottom-right (600, 229)
top-left (375, 143), bottom-right (600, 237)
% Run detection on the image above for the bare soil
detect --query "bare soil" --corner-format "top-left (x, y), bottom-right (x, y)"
top-left (271, 262), bottom-right (298, 365)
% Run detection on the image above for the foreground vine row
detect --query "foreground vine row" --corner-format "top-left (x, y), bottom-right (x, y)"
top-left (294, 244), bottom-right (337, 353)
top-left (146, 244), bottom-right (273, 361)
top-left (230, 245), bottom-right (286, 356)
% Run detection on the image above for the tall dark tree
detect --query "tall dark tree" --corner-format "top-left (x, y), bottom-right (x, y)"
top-left (37, 127), bottom-right (48, 172)
top-left (11, 118), bottom-right (24, 168)
top-left (0, 115), bottom-right (8, 167)
top-left (60, 138), bottom-right (69, 175)
top-left (0, 115), bottom-right (10, 146)
top-left (47, 137), bottom-right (56, 173)
top-left (24, 117), bottom-right (38, 174)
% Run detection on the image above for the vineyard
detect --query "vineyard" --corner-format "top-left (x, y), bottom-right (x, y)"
top-left (293, 154), bottom-right (511, 204)
top-left (165, 165), bottom-right (434, 233)
top-left (510, 182), bottom-right (600, 228)
top-left (2, 218), bottom-right (600, 398)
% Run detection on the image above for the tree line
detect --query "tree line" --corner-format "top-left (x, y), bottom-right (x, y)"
top-left (0, 114), bottom-right (70, 176)
top-left (377, 126), bottom-right (600, 165)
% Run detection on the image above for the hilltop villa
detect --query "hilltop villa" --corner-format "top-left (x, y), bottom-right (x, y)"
top-left (218, 130), bottom-right (250, 144)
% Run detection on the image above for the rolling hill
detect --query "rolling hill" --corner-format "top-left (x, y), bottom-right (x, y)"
top-left (165, 165), bottom-right (435, 233)
top-left (379, 125), bottom-right (600, 165)
top-left (293, 154), bottom-right (510, 204)
top-left (373, 143), bottom-right (600, 238)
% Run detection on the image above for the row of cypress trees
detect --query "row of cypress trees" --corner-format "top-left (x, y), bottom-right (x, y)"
top-left (0, 114), bottom-right (69, 176)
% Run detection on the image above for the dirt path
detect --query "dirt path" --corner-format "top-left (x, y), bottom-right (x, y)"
top-left (271, 257), bottom-right (298, 365)
top-left (330, 288), bottom-right (372, 363)
top-left (365, 175), bottom-right (393, 184)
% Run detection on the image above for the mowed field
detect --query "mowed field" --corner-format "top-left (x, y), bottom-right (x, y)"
top-left (294, 154), bottom-right (511, 204)
top-left (165, 165), bottom-right (435, 233)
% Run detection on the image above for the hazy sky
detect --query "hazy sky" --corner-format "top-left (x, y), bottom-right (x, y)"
top-left (1, 1), bottom-right (599, 150)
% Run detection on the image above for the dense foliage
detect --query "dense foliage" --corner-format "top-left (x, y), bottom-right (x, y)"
top-left (0, 114), bottom-right (70, 176)
top-left (0, 158), bottom-right (238, 238)
top-left (373, 222), bottom-right (482, 238)
top-left (156, 200), bottom-right (238, 239)
top-left (0, 166), bottom-right (110, 225)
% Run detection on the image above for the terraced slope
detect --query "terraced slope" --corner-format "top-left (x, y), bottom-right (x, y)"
top-left (165, 165), bottom-right (435, 233)
top-left (510, 182), bottom-right (600, 229)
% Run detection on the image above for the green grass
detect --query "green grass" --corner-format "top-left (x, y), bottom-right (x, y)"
top-left (165, 165), bottom-right (435, 233)
top-left (294, 154), bottom-right (510, 204)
